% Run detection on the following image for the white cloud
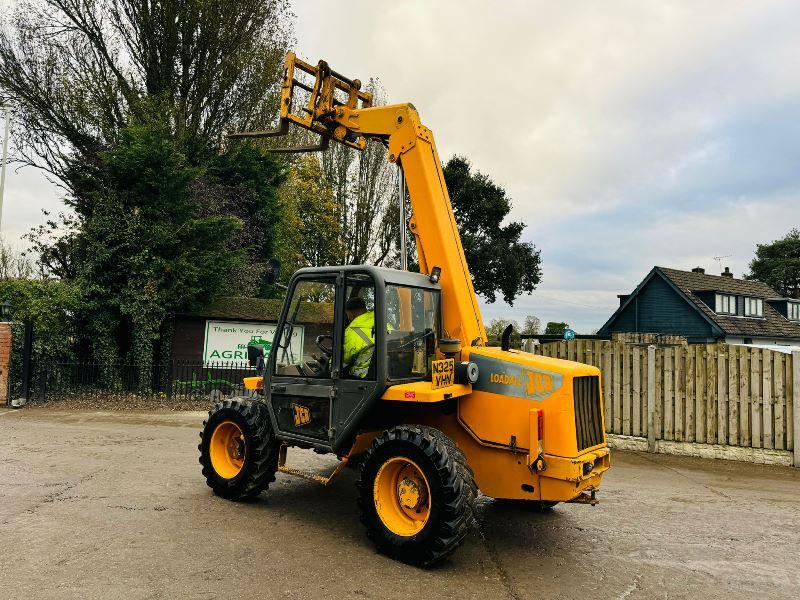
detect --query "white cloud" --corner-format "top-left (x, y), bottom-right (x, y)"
top-left (292, 0), bottom-right (800, 331)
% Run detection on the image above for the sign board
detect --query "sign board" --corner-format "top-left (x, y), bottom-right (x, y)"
top-left (203, 320), bottom-right (304, 365)
top-left (563, 328), bottom-right (576, 341)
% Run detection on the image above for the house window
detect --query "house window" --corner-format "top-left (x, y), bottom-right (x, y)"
top-left (715, 293), bottom-right (735, 315)
top-left (789, 302), bottom-right (800, 321)
top-left (744, 297), bottom-right (763, 317)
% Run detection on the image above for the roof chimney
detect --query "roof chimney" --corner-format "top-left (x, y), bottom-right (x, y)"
top-left (721, 266), bottom-right (733, 278)
top-left (691, 267), bottom-right (705, 274)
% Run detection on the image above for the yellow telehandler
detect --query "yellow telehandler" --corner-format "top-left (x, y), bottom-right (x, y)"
top-left (198, 53), bottom-right (610, 565)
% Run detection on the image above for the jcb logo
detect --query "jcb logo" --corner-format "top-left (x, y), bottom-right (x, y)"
top-left (292, 404), bottom-right (311, 427)
top-left (525, 370), bottom-right (553, 396)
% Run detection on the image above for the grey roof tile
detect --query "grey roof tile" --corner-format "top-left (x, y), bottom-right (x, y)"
top-left (657, 267), bottom-right (800, 339)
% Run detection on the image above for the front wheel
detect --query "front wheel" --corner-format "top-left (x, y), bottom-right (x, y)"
top-left (198, 398), bottom-right (278, 500)
top-left (357, 425), bottom-right (477, 566)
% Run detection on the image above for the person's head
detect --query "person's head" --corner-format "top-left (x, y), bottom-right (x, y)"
top-left (345, 297), bottom-right (368, 323)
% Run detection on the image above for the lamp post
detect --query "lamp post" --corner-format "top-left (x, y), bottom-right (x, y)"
top-left (0, 300), bottom-right (10, 322)
top-left (0, 105), bottom-right (10, 231)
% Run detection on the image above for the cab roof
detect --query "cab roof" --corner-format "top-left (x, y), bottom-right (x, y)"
top-left (293, 265), bottom-right (440, 290)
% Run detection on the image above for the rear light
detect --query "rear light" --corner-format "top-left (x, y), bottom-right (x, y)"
top-left (537, 410), bottom-right (545, 444)
top-left (528, 409), bottom-right (547, 473)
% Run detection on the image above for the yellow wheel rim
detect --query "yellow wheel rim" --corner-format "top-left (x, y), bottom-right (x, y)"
top-left (209, 421), bottom-right (246, 479)
top-left (373, 457), bottom-right (431, 537)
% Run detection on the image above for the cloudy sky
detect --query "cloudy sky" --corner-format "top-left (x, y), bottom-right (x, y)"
top-left (3, 0), bottom-right (800, 332)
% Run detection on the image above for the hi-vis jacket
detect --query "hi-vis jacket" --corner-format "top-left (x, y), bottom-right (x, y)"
top-left (343, 311), bottom-right (375, 378)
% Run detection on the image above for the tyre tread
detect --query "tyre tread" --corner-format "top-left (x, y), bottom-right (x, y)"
top-left (356, 424), bottom-right (477, 566)
top-left (199, 398), bottom-right (278, 500)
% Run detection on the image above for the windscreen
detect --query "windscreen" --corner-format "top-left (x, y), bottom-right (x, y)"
top-left (385, 285), bottom-right (441, 380)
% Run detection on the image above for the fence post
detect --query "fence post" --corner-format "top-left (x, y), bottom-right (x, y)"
top-left (647, 344), bottom-right (656, 452)
top-left (793, 351), bottom-right (800, 468)
top-left (19, 321), bottom-right (33, 402)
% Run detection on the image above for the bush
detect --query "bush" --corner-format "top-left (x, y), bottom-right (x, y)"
top-left (0, 279), bottom-right (82, 363)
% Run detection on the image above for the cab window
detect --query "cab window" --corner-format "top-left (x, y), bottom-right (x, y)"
top-left (341, 274), bottom-right (377, 380)
top-left (385, 285), bottom-right (440, 380)
top-left (274, 278), bottom-right (336, 378)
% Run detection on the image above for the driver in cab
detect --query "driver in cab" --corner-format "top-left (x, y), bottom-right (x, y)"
top-left (343, 297), bottom-right (375, 378)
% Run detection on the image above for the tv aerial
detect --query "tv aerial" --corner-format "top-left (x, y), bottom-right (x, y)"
top-left (712, 255), bottom-right (731, 272)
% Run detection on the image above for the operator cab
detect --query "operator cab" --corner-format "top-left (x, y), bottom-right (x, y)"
top-left (262, 265), bottom-right (442, 451)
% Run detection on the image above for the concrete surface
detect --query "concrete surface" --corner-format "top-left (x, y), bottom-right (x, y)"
top-left (1, 407), bottom-right (799, 600)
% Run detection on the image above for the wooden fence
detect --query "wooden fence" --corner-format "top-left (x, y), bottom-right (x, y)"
top-left (531, 340), bottom-right (797, 457)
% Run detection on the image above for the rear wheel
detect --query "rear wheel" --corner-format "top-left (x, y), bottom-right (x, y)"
top-left (357, 425), bottom-right (477, 566)
top-left (199, 398), bottom-right (278, 500)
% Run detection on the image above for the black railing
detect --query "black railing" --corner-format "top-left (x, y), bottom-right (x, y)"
top-left (20, 360), bottom-right (257, 403)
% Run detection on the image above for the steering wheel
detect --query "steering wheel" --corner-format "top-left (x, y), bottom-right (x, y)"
top-left (315, 334), bottom-right (334, 357)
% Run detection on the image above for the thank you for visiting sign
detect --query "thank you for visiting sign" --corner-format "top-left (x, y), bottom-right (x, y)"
top-left (203, 320), bottom-right (304, 365)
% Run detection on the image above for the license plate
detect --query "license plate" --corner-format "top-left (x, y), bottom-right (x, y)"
top-left (431, 358), bottom-right (455, 389)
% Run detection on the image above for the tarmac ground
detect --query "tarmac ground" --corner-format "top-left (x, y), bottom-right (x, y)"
top-left (1, 407), bottom-right (798, 599)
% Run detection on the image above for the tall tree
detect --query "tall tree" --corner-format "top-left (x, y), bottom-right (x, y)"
top-left (196, 143), bottom-right (284, 296)
top-left (1, 0), bottom-right (292, 372)
top-left (76, 121), bottom-right (242, 380)
top-left (747, 229), bottom-right (800, 298)
top-left (521, 315), bottom-right (541, 335)
top-left (0, 240), bottom-right (36, 280)
top-left (319, 79), bottom-right (400, 267)
top-left (23, 212), bottom-right (81, 280)
top-left (0, 0), bottom-right (292, 191)
top-left (443, 156), bottom-right (542, 305)
top-left (276, 155), bottom-right (343, 275)
top-left (544, 321), bottom-right (568, 335)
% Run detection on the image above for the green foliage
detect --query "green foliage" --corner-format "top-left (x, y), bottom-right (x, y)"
top-left (198, 143), bottom-right (285, 296)
top-left (544, 321), bottom-right (569, 335)
top-left (0, 279), bottom-right (82, 362)
top-left (443, 156), bottom-right (542, 305)
top-left (747, 229), bottom-right (800, 297)
top-left (0, 0), bottom-right (292, 385)
top-left (276, 156), bottom-right (343, 277)
top-left (75, 121), bottom-right (243, 380)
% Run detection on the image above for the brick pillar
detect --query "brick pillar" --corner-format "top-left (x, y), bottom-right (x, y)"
top-left (0, 323), bottom-right (11, 405)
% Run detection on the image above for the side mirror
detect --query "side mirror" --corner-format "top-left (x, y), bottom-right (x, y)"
top-left (247, 344), bottom-right (265, 369)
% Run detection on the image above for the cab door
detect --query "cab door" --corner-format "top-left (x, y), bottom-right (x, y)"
top-left (332, 273), bottom-right (383, 446)
top-left (267, 274), bottom-right (341, 444)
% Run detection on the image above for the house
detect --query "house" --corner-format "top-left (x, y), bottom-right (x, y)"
top-left (598, 266), bottom-right (800, 345)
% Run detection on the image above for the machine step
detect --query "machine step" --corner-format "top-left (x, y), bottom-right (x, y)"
top-left (277, 445), bottom-right (348, 486)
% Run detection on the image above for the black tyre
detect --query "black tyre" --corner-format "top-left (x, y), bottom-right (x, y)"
top-left (357, 425), bottom-right (477, 566)
top-left (198, 398), bottom-right (278, 500)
